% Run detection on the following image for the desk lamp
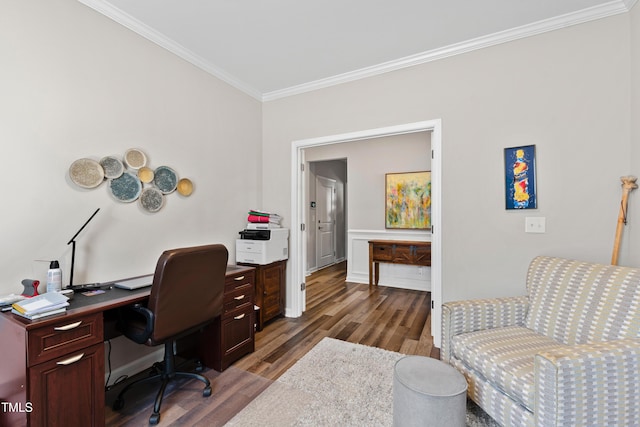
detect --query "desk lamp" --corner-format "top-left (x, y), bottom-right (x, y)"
top-left (66, 208), bottom-right (100, 288)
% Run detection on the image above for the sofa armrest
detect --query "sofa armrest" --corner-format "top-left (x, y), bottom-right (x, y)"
top-left (535, 339), bottom-right (640, 426)
top-left (440, 296), bottom-right (528, 363)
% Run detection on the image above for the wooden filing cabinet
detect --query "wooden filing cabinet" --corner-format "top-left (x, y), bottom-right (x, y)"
top-left (240, 259), bottom-right (286, 331)
top-left (0, 311), bottom-right (105, 427)
top-left (203, 265), bottom-right (256, 371)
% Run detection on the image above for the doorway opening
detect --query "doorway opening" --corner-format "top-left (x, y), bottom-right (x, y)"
top-left (290, 120), bottom-right (443, 346)
top-left (306, 159), bottom-right (347, 275)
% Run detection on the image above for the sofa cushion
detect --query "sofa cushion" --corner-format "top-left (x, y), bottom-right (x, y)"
top-left (451, 325), bottom-right (567, 411)
top-left (525, 256), bottom-right (640, 345)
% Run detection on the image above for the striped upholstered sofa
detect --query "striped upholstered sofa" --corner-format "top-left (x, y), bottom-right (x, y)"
top-left (441, 256), bottom-right (640, 426)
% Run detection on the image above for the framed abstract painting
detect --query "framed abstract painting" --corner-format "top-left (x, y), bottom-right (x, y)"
top-left (504, 145), bottom-right (537, 209)
top-left (385, 171), bottom-right (431, 229)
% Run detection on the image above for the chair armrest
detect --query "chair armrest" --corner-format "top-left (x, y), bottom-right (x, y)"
top-left (118, 303), bottom-right (155, 344)
top-left (535, 339), bottom-right (640, 426)
top-left (441, 296), bottom-right (528, 363)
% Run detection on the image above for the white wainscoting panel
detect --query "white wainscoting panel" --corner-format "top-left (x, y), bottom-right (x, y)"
top-left (347, 230), bottom-right (431, 291)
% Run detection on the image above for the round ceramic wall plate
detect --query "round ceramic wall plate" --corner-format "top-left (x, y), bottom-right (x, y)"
top-left (99, 156), bottom-right (124, 179)
top-left (138, 166), bottom-right (154, 183)
top-left (140, 187), bottom-right (164, 213)
top-left (123, 148), bottom-right (147, 170)
top-left (69, 158), bottom-right (104, 189)
top-left (177, 178), bottom-right (193, 196)
top-left (109, 171), bottom-right (142, 202)
top-left (154, 166), bottom-right (178, 194)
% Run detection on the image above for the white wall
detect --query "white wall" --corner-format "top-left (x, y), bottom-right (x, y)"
top-left (263, 14), bottom-right (632, 304)
top-left (1, 0), bottom-right (262, 292)
top-left (2, 0), bottom-right (262, 375)
top-left (630, 4), bottom-right (640, 263)
top-left (304, 133), bottom-right (430, 230)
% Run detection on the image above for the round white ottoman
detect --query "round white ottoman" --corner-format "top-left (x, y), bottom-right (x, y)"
top-left (393, 356), bottom-right (467, 427)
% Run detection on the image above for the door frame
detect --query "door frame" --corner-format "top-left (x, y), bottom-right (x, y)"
top-left (289, 119), bottom-right (443, 346)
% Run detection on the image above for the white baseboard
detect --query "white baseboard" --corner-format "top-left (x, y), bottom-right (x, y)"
top-left (347, 264), bottom-right (431, 291)
top-left (347, 229), bottom-right (431, 292)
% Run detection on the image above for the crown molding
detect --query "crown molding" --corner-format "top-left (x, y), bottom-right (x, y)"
top-left (78, 0), bottom-right (631, 103)
top-left (263, 0), bottom-right (629, 101)
top-left (77, 0), bottom-right (263, 101)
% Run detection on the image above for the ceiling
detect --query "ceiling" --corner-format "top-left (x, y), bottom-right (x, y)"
top-left (78, 0), bottom-right (635, 101)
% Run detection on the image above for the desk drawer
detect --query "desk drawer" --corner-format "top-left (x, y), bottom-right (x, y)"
top-left (390, 245), bottom-right (414, 263)
top-left (225, 270), bottom-right (255, 291)
top-left (413, 246), bottom-right (431, 266)
top-left (371, 244), bottom-right (394, 261)
top-left (219, 307), bottom-right (254, 367)
top-left (223, 286), bottom-right (253, 315)
top-left (27, 313), bottom-right (103, 366)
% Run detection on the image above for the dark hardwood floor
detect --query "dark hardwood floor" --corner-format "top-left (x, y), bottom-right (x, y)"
top-left (105, 261), bottom-right (436, 426)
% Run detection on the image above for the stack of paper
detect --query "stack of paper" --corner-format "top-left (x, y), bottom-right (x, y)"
top-left (247, 209), bottom-right (282, 228)
top-left (11, 292), bottom-right (69, 320)
top-left (0, 293), bottom-right (26, 308)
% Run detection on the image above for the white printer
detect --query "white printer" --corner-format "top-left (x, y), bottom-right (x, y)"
top-left (236, 228), bottom-right (289, 265)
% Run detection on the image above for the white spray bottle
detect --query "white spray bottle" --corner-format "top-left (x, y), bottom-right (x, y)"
top-left (46, 260), bottom-right (62, 293)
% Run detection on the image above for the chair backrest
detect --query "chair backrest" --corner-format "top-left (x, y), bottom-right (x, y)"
top-left (147, 244), bottom-right (228, 344)
top-left (525, 256), bottom-right (640, 345)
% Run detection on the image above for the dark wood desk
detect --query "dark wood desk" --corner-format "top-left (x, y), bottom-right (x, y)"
top-left (368, 240), bottom-right (431, 286)
top-left (0, 265), bottom-right (254, 427)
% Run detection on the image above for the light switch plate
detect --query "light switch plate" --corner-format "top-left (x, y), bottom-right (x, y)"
top-left (525, 217), bottom-right (546, 233)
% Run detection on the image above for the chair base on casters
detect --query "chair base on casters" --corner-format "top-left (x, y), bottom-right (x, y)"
top-left (112, 341), bottom-right (212, 425)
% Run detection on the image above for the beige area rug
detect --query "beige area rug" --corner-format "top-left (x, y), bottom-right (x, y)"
top-left (225, 337), bottom-right (498, 427)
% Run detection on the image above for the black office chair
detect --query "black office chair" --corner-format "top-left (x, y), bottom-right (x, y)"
top-left (112, 244), bottom-right (228, 425)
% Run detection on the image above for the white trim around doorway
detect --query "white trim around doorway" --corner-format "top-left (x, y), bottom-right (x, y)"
top-left (290, 120), bottom-right (443, 347)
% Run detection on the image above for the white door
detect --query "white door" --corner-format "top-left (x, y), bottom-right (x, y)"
top-left (316, 176), bottom-right (336, 269)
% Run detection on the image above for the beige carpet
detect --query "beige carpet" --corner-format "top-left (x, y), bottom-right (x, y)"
top-left (225, 337), bottom-right (498, 426)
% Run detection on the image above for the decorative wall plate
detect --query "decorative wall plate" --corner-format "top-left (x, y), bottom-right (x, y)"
top-left (177, 178), bottom-right (193, 196)
top-left (109, 171), bottom-right (142, 202)
top-left (71, 148), bottom-right (191, 213)
top-left (140, 187), bottom-right (164, 213)
top-left (69, 158), bottom-right (104, 188)
top-left (137, 166), bottom-right (154, 183)
top-left (99, 156), bottom-right (124, 179)
top-left (123, 148), bottom-right (147, 170)
top-left (154, 166), bottom-right (178, 194)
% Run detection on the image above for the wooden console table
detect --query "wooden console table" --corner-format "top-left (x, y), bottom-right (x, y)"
top-left (368, 240), bottom-right (431, 286)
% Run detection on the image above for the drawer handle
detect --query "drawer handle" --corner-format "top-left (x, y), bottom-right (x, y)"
top-left (234, 275), bottom-right (245, 281)
top-left (56, 353), bottom-right (84, 366)
top-left (234, 294), bottom-right (246, 300)
top-left (234, 313), bottom-right (245, 320)
top-left (54, 321), bottom-right (82, 331)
